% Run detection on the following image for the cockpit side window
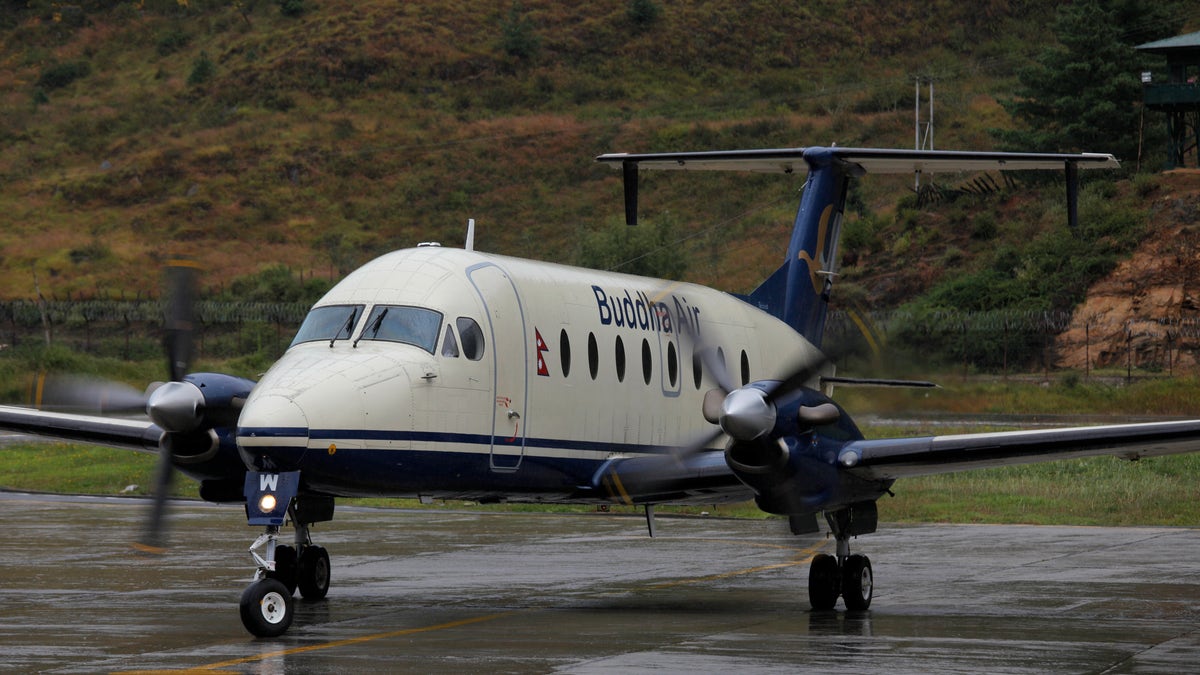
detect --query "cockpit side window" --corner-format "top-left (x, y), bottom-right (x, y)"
top-left (290, 304), bottom-right (364, 347)
top-left (356, 305), bottom-right (443, 353)
top-left (441, 324), bottom-right (459, 358)
top-left (456, 317), bottom-right (485, 360)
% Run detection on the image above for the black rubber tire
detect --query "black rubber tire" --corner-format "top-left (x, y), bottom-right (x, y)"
top-left (297, 545), bottom-right (331, 600)
top-left (842, 554), bottom-right (873, 611)
top-left (239, 578), bottom-right (294, 638)
top-left (267, 544), bottom-right (298, 596)
top-left (808, 553), bottom-right (841, 611)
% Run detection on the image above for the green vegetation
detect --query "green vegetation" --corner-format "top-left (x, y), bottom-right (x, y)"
top-left (885, 180), bottom-right (1151, 370)
top-left (0, 0), bottom-right (1187, 308)
top-left (995, 0), bottom-right (1177, 163)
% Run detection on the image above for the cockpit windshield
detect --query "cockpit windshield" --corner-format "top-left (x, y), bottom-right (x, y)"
top-left (290, 305), bottom-right (364, 347)
top-left (354, 305), bottom-right (443, 353)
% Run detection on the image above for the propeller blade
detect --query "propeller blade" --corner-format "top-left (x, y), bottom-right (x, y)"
top-left (761, 352), bottom-right (831, 405)
top-left (163, 261), bottom-right (198, 382)
top-left (135, 261), bottom-right (201, 554)
top-left (134, 435), bottom-right (176, 554)
top-left (673, 424), bottom-right (727, 459)
top-left (35, 375), bottom-right (147, 414)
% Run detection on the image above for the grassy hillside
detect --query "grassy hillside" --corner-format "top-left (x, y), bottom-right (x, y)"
top-left (4, 0), bottom-right (1200, 378)
top-left (0, 0), bottom-right (1070, 301)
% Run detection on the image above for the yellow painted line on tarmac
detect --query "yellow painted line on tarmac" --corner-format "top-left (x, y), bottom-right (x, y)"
top-left (114, 612), bottom-right (512, 674)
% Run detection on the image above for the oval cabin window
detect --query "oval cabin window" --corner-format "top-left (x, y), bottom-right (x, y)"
top-left (641, 338), bottom-right (652, 385)
top-left (559, 329), bottom-right (571, 377)
top-left (615, 336), bottom-right (626, 383)
top-left (667, 342), bottom-right (678, 387)
top-left (588, 332), bottom-right (599, 380)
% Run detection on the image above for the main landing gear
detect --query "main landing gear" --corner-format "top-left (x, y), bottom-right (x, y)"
top-left (806, 503), bottom-right (876, 612)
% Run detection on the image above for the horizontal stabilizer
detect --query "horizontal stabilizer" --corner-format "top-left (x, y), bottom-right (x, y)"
top-left (596, 147), bottom-right (1119, 175)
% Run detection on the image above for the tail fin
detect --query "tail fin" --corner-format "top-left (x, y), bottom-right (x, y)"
top-left (597, 147), bottom-right (1119, 347)
top-left (745, 148), bottom-right (849, 345)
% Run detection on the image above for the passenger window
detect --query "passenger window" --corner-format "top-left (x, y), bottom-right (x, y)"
top-left (456, 317), bottom-right (485, 360)
top-left (641, 338), bottom-right (652, 385)
top-left (588, 332), bottom-right (599, 380)
top-left (740, 350), bottom-right (750, 385)
top-left (559, 329), bottom-right (571, 378)
top-left (441, 325), bottom-right (459, 358)
top-left (615, 336), bottom-right (626, 383)
top-left (667, 342), bottom-right (678, 387)
top-left (692, 349), bottom-right (703, 390)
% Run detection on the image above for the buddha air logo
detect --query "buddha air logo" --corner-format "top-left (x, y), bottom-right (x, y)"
top-left (591, 285), bottom-right (701, 336)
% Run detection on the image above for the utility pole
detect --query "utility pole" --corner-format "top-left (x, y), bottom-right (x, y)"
top-left (914, 77), bottom-right (934, 190)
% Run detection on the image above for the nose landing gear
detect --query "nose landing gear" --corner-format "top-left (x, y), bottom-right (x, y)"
top-left (241, 471), bottom-right (335, 637)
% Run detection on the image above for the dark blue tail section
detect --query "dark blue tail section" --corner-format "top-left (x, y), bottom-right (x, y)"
top-left (745, 148), bottom-right (851, 347)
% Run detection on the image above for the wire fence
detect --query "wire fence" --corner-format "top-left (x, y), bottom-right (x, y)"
top-left (3, 300), bottom-right (1198, 375)
top-left (0, 300), bottom-right (310, 361)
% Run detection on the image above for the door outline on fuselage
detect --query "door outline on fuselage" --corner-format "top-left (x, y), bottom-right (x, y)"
top-left (466, 262), bottom-right (528, 472)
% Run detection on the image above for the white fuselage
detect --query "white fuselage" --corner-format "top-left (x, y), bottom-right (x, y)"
top-left (235, 246), bottom-right (819, 500)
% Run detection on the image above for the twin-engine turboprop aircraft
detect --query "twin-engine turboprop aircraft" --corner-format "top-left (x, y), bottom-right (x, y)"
top-left (4, 146), bottom-right (1200, 638)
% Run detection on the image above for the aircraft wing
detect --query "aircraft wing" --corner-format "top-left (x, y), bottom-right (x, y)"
top-left (838, 419), bottom-right (1200, 480)
top-left (0, 404), bottom-right (161, 453)
top-left (595, 147), bottom-right (1120, 174)
top-left (591, 450), bottom-right (751, 505)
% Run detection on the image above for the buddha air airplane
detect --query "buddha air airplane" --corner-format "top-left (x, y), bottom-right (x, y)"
top-left (4, 146), bottom-right (1200, 638)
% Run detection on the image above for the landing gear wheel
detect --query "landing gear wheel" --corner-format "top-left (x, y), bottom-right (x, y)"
top-left (808, 553), bottom-right (841, 611)
top-left (267, 544), bottom-right (297, 595)
top-left (297, 545), bottom-right (330, 600)
top-left (842, 554), bottom-right (873, 611)
top-left (239, 578), bottom-right (294, 638)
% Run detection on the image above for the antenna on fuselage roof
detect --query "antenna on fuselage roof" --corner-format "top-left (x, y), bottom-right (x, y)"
top-left (466, 218), bottom-right (476, 251)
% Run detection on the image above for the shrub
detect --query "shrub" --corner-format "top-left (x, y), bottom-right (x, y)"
top-left (500, 2), bottom-right (540, 60)
top-left (156, 28), bottom-right (190, 56)
top-left (279, 0), bottom-right (306, 17)
top-left (627, 0), bottom-right (661, 26)
top-left (187, 52), bottom-right (215, 86)
top-left (36, 61), bottom-right (91, 90)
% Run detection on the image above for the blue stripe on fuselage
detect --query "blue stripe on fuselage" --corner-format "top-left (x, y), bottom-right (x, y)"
top-left (235, 427), bottom-right (703, 501)
top-left (239, 426), bottom-right (675, 455)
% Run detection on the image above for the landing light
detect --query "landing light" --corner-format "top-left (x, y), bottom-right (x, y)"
top-left (259, 494), bottom-right (277, 512)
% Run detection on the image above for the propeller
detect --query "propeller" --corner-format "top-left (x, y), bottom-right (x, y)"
top-left (681, 321), bottom-right (831, 456)
top-left (31, 261), bottom-right (251, 551)
top-left (134, 261), bottom-right (200, 554)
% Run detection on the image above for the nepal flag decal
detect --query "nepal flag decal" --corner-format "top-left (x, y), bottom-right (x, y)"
top-left (535, 328), bottom-right (550, 376)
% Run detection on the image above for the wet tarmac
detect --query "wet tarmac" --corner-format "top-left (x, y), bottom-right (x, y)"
top-left (2, 491), bottom-right (1199, 674)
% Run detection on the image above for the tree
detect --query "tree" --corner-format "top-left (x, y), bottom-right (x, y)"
top-left (576, 217), bottom-right (687, 280)
top-left (500, 2), bottom-right (540, 61)
top-left (994, 0), bottom-right (1183, 164)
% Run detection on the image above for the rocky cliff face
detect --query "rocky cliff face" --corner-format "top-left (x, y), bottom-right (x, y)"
top-left (1056, 172), bottom-right (1200, 373)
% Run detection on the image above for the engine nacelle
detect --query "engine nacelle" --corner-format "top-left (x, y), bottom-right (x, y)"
top-left (722, 386), bottom-right (865, 515)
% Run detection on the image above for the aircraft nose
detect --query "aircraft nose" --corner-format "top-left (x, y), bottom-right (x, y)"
top-left (236, 394), bottom-right (311, 461)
